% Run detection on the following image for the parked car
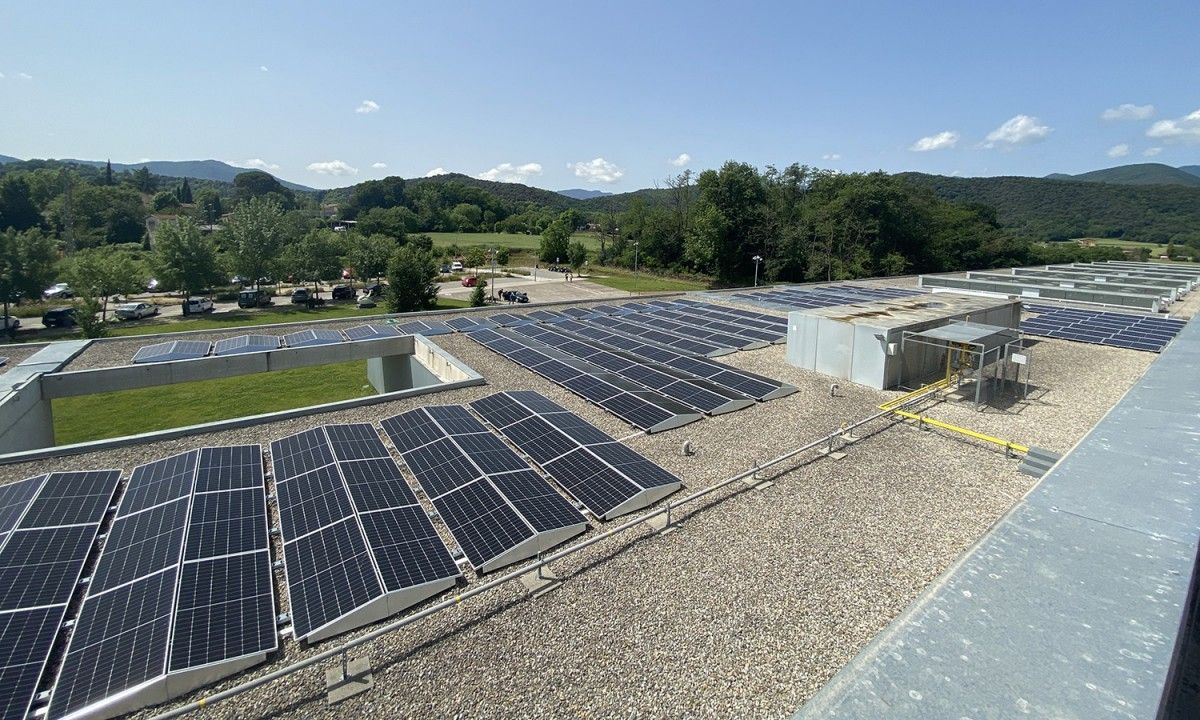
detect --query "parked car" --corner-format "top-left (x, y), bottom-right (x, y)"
top-left (362, 282), bottom-right (386, 297)
top-left (450, 261), bottom-right (464, 272)
top-left (230, 275), bottom-right (247, 286)
top-left (182, 297), bottom-right (214, 315)
top-left (237, 288), bottom-right (272, 308)
top-left (115, 302), bottom-right (159, 320)
top-left (1, 316), bottom-right (20, 331)
top-left (42, 307), bottom-right (77, 328)
top-left (43, 282), bottom-right (73, 300)
top-left (146, 278), bottom-right (161, 292)
top-left (461, 275), bottom-right (479, 287)
top-left (500, 290), bottom-right (529, 303)
top-left (331, 284), bottom-right (354, 301)
top-left (291, 288), bottom-right (311, 304)
top-left (440, 263), bottom-right (451, 274)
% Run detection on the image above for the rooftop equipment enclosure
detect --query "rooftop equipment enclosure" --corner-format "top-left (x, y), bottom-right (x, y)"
top-left (785, 295), bottom-right (1021, 389)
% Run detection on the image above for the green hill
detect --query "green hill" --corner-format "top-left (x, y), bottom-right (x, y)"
top-left (1180, 165), bottom-right (1200, 179)
top-left (1045, 163), bottom-right (1200, 187)
top-left (901, 172), bottom-right (1200, 242)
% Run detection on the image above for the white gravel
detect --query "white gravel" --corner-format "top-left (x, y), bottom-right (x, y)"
top-left (0, 293), bottom-right (1159, 720)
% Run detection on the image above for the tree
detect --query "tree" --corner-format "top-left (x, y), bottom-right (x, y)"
top-left (469, 280), bottom-right (487, 307)
top-left (345, 233), bottom-right (396, 282)
top-left (152, 191), bottom-right (180, 211)
top-left (225, 196), bottom-right (287, 289)
top-left (233, 171), bottom-right (295, 209)
top-left (130, 167), bottom-right (155, 193)
top-left (0, 175), bottom-right (41, 232)
top-left (177, 178), bottom-right (193, 204)
top-left (195, 189), bottom-right (222, 225)
top-left (540, 211), bottom-right (573, 263)
top-left (282, 229), bottom-right (344, 293)
top-left (47, 184), bottom-right (148, 247)
top-left (72, 295), bottom-right (109, 338)
top-left (0, 228), bottom-right (57, 320)
top-left (65, 247), bottom-right (144, 321)
top-left (463, 246), bottom-right (487, 274)
top-left (355, 206), bottom-right (415, 239)
top-left (343, 176), bottom-right (406, 218)
top-left (386, 244), bottom-right (439, 313)
top-left (103, 160), bottom-right (113, 186)
top-left (567, 241), bottom-right (588, 271)
top-left (152, 217), bottom-right (223, 298)
top-left (495, 246), bottom-right (511, 266)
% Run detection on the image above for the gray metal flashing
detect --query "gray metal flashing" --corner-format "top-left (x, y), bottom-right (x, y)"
top-left (794, 315), bottom-right (1200, 720)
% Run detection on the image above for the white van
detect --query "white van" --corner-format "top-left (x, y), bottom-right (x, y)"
top-left (451, 261), bottom-right (464, 272)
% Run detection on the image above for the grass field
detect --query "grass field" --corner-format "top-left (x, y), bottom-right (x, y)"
top-left (425, 231), bottom-right (600, 253)
top-left (53, 360), bottom-right (374, 445)
top-left (1080, 237), bottom-right (1199, 263)
top-left (104, 298), bottom-right (468, 338)
top-left (587, 266), bottom-right (709, 293)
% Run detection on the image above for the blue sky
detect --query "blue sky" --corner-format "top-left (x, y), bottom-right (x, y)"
top-left (1, 1), bottom-right (1196, 190)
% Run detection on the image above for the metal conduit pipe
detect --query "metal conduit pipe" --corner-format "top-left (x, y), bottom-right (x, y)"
top-left (149, 394), bottom-right (936, 720)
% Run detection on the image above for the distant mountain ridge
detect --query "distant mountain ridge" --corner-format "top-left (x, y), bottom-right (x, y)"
top-left (1045, 163), bottom-right (1200, 188)
top-left (557, 188), bottom-right (613, 200)
top-left (0, 155), bottom-right (314, 192)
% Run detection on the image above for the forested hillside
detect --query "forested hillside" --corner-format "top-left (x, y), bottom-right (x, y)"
top-left (1045, 163), bottom-right (1200, 188)
top-left (900, 172), bottom-right (1200, 243)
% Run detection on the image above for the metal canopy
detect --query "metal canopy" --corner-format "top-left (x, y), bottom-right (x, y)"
top-left (907, 320), bottom-right (1018, 353)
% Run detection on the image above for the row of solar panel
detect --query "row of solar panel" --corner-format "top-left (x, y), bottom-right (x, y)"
top-left (1020, 305), bottom-right (1186, 353)
top-left (729, 284), bottom-right (924, 311)
top-left (131, 320), bottom-right (452, 363)
top-left (2, 391), bottom-right (681, 720)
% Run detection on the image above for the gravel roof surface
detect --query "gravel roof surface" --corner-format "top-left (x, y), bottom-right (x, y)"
top-left (0, 289), bottom-right (1162, 720)
top-left (0, 343), bottom-right (47, 373)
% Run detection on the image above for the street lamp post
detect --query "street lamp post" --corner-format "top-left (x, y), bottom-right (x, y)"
top-left (633, 240), bottom-right (640, 294)
top-left (752, 254), bottom-right (763, 287)
top-left (489, 248), bottom-right (496, 303)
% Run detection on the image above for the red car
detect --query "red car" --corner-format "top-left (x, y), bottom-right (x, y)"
top-left (461, 275), bottom-right (479, 287)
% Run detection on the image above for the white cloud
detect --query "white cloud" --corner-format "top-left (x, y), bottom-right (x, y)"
top-left (1106, 144), bottom-right (1130, 158)
top-left (568, 157), bottom-right (624, 184)
top-left (354, 100), bottom-right (380, 114)
top-left (17, 72), bottom-right (32, 80)
top-left (669, 153), bottom-right (690, 167)
top-left (477, 162), bottom-right (542, 183)
top-left (1146, 108), bottom-right (1200, 144)
top-left (425, 167), bottom-right (449, 177)
top-left (236, 158), bottom-right (280, 171)
top-left (1101, 103), bottom-right (1154, 121)
top-left (259, 65), bottom-right (269, 72)
top-left (371, 162), bottom-right (387, 169)
top-left (984, 114), bottom-right (1051, 147)
top-left (1144, 147), bottom-right (1163, 157)
top-left (821, 153), bottom-right (841, 161)
top-left (306, 160), bottom-right (358, 176)
top-left (909, 130), bottom-right (959, 152)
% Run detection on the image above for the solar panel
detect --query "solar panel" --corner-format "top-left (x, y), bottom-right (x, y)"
top-left (445, 316), bottom-right (498, 332)
top-left (132, 340), bottom-right (212, 364)
top-left (1021, 305), bottom-right (1185, 352)
top-left (212, 334), bottom-right (281, 356)
top-left (0, 471), bottom-right (120, 720)
top-left (463, 329), bottom-right (703, 433)
top-left (486, 313), bottom-right (534, 327)
top-left (270, 425), bottom-right (458, 643)
top-left (283, 328), bottom-right (345, 348)
top-left (381, 406), bottom-right (587, 572)
top-left (471, 391), bottom-right (683, 519)
top-left (344, 324), bottom-right (403, 341)
top-left (48, 450), bottom-right (276, 720)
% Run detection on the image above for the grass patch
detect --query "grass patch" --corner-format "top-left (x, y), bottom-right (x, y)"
top-left (587, 267), bottom-right (710, 293)
top-left (425, 232), bottom-right (600, 253)
top-left (53, 360), bottom-right (375, 445)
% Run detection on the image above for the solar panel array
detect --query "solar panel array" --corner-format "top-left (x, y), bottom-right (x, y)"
top-left (467, 328), bottom-right (705, 433)
top-left (382, 406), bottom-right (587, 573)
top-left (1021, 304), bottom-right (1186, 352)
top-left (471, 391), bottom-right (682, 519)
top-left (131, 322), bottom-right (438, 364)
top-left (49, 447), bottom-right (276, 720)
top-left (270, 425), bottom-right (459, 642)
top-left (0, 471), bottom-right (120, 720)
top-left (729, 284), bottom-right (923, 311)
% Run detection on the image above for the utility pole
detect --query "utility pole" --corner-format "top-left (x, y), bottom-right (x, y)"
top-left (633, 240), bottom-right (640, 294)
top-left (489, 248), bottom-right (496, 302)
top-left (752, 254), bottom-right (763, 287)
